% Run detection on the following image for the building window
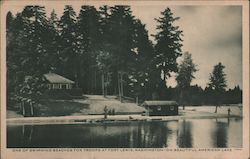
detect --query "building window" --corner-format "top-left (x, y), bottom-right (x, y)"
top-left (170, 106), bottom-right (175, 111)
top-left (157, 106), bottom-right (161, 111)
top-left (148, 107), bottom-right (153, 113)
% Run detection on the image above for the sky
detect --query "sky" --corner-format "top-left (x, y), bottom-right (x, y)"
top-left (7, 4), bottom-right (242, 89)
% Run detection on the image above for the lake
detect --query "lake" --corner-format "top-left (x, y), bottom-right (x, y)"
top-left (7, 118), bottom-right (242, 148)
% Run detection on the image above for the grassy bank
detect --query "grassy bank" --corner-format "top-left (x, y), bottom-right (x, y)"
top-left (7, 100), bottom-right (89, 118)
top-left (36, 100), bottom-right (89, 117)
top-left (7, 95), bottom-right (242, 118)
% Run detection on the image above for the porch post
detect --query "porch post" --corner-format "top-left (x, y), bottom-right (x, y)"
top-left (22, 101), bottom-right (25, 116)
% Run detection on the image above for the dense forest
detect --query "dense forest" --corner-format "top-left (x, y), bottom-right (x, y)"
top-left (6, 5), bottom-right (242, 108)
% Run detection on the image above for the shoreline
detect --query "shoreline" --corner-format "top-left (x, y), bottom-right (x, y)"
top-left (7, 113), bottom-right (242, 125)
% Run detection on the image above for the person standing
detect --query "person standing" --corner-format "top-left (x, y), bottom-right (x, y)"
top-left (104, 106), bottom-right (108, 119)
top-left (227, 108), bottom-right (231, 117)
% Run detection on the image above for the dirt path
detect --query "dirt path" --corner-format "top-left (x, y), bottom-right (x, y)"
top-left (72, 95), bottom-right (145, 115)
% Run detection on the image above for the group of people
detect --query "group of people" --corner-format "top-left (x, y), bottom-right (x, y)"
top-left (103, 106), bottom-right (115, 119)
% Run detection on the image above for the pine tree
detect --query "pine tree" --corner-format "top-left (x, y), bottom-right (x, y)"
top-left (99, 5), bottom-right (110, 41)
top-left (7, 12), bottom-right (29, 103)
top-left (208, 62), bottom-right (227, 112)
top-left (77, 5), bottom-right (101, 93)
top-left (152, 7), bottom-right (183, 99)
top-left (209, 62), bottom-right (227, 91)
top-left (176, 52), bottom-right (197, 109)
top-left (20, 6), bottom-right (50, 74)
top-left (7, 11), bottom-right (16, 109)
top-left (14, 6), bottom-right (49, 76)
top-left (127, 19), bottom-right (154, 102)
top-left (46, 10), bottom-right (60, 70)
top-left (6, 11), bottom-right (14, 31)
top-left (107, 6), bottom-right (137, 99)
top-left (97, 6), bottom-right (113, 96)
top-left (58, 5), bottom-right (78, 81)
top-left (7, 6), bottom-right (49, 114)
top-left (109, 6), bottom-right (135, 71)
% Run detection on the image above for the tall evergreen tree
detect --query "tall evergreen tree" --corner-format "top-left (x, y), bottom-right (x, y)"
top-left (176, 52), bottom-right (197, 109)
top-left (99, 5), bottom-right (110, 40)
top-left (20, 6), bottom-right (50, 74)
top-left (97, 6), bottom-right (113, 96)
top-left (46, 10), bottom-right (60, 70)
top-left (106, 6), bottom-right (137, 98)
top-left (7, 6), bottom-right (49, 113)
top-left (7, 11), bottom-right (17, 109)
top-left (58, 5), bottom-right (78, 81)
top-left (152, 8), bottom-right (183, 99)
top-left (6, 11), bottom-right (14, 31)
top-left (77, 5), bottom-right (101, 93)
top-left (209, 62), bottom-right (227, 91)
top-left (7, 12), bottom-right (31, 105)
top-left (127, 19), bottom-right (154, 101)
top-left (176, 52), bottom-right (197, 88)
top-left (109, 6), bottom-right (135, 70)
top-left (208, 62), bottom-right (227, 112)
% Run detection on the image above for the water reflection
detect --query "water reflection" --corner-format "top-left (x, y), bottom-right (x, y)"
top-left (22, 125), bottom-right (34, 146)
top-left (177, 120), bottom-right (193, 148)
top-left (7, 118), bottom-right (242, 148)
top-left (213, 118), bottom-right (228, 147)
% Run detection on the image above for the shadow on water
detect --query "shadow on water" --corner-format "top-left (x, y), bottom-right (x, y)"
top-left (212, 118), bottom-right (229, 147)
top-left (177, 120), bottom-right (193, 148)
top-left (7, 118), bottom-right (242, 148)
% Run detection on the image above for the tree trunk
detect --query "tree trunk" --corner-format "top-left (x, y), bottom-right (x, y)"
top-left (180, 90), bottom-right (185, 110)
top-left (30, 102), bottom-right (34, 117)
top-left (105, 72), bottom-right (108, 96)
top-left (136, 96), bottom-right (139, 105)
top-left (102, 73), bottom-right (105, 97)
top-left (118, 73), bottom-right (121, 102)
top-left (95, 71), bottom-right (97, 93)
top-left (75, 73), bottom-right (79, 88)
top-left (121, 73), bottom-right (123, 103)
top-left (22, 101), bottom-right (25, 116)
top-left (19, 102), bottom-right (22, 113)
top-left (215, 105), bottom-right (218, 113)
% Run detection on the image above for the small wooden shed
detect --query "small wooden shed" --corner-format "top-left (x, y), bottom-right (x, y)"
top-left (142, 101), bottom-right (179, 116)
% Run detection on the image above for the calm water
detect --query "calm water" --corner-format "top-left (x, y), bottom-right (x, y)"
top-left (7, 118), bottom-right (242, 148)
